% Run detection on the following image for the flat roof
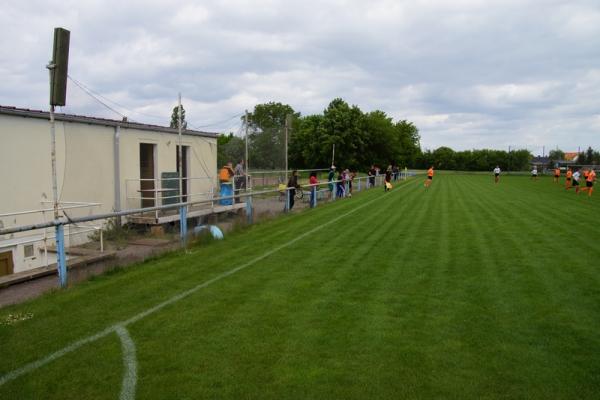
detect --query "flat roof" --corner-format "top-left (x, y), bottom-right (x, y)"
top-left (0, 105), bottom-right (218, 138)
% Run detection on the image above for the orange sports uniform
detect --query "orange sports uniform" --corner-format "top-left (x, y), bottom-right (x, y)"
top-left (565, 170), bottom-right (573, 189)
top-left (581, 170), bottom-right (596, 196)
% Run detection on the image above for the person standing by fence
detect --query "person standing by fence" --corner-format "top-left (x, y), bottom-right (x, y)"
top-left (328, 166), bottom-right (336, 198)
top-left (234, 159), bottom-right (245, 203)
top-left (368, 165), bottom-right (376, 188)
top-left (309, 171), bottom-right (319, 207)
top-left (287, 170), bottom-right (301, 210)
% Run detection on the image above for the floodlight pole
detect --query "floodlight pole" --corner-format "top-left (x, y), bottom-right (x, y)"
top-left (47, 64), bottom-right (59, 221)
top-left (47, 61), bottom-right (67, 288)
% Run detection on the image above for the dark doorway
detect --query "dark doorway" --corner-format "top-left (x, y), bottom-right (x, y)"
top-left (0, 250), bottom-right (14, 276)
top-left (140, 143), bottom-right (156, 208)
top-left (176, 145), bottom-right (189, 203)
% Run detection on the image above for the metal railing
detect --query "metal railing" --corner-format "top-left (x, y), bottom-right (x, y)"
top-left (0, 172), bottom-right (417, 287)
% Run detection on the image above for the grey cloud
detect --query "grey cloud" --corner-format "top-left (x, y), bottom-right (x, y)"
top-left (1, 0), bottom-right (600, 150)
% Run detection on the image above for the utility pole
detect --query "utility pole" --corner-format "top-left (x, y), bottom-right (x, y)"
top-left (508, 145), bottom-right (511, 173)
top-left (332, 144), bottom-right (335, 167)
top-left (177, 93), bottom-right (187, 246)
top-left (284, 114), bottom-right (290, 181)
top-left (245, 110), bottom-right (249, 189)
top-left (178, 93), bottom-right (183, 203)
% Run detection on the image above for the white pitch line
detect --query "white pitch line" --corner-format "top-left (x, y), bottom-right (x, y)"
top-left (116, 325), bottom-right (137, 400)
top-left (0, 187), bottom-right (402, 388)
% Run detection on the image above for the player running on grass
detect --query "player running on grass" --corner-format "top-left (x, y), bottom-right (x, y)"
top-left (565, 168), bottom-right (573, 189)
top-left (424, 166), bottom-right (434, 187)
top-left (580, 168), bottom-right (596, 197)
top-left (531, 167), bottom-right (538, 180)
top-left (493, 166), bottom-right (501, 184)
top-left (553, 167), bottom-right (561, 183)
top-left (572, 168), bottom-right (581, 194)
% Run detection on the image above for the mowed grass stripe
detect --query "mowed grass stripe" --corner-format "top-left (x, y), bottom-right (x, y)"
top-left (0, 185), bottom-right (400, 374)
top-left (133, 185), bottom-right (416, 398)
top-left (0, 179), bottom-right (412, 384)
top-left (2, 174), bottom-right (600, 399)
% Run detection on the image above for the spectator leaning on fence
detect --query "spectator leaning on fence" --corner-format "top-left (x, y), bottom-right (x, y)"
top-left (368, 165), bottom-right (376, 188)
top-left (219, 162), bottom-right (234, 183)
top-left (234, 159), bottom-right (245, 188)
top-left (336, 169), bottom-right (345, 198)
top-left (287, 170), bottom-right (301, 210)
top-left (328, 166), bottom-right (336, 197)
top-left (309, 171), bottom-right (319, 206)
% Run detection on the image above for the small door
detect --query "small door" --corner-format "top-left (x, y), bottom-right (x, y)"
top-left (140, 143), bottom-right (156, 208)
top-left (0, 250), bottom-right (14, 276)
top-left (176, 145), bottom-right (190, 202)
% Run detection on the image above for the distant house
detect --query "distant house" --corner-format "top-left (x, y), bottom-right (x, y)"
top-left (0, 105), bottom-right (218, 276)
top-left (563, 152), bottom-right (579, 162)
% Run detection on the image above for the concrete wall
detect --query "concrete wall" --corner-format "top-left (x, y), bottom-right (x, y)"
top-left (0, 113), bottom-right (217, 274)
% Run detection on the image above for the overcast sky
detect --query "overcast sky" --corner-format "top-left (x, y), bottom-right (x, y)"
top-left (2, 0), bottom-right (600, 153)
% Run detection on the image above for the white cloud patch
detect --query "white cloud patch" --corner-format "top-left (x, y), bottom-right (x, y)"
top-left (1, 0), bottom-right (600, 150)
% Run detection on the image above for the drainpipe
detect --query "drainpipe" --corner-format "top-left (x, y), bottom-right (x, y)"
top-left (114, 125), bottom-right (122, 226)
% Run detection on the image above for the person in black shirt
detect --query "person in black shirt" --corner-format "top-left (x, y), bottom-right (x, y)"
top-left (368, 165), bottom-right (376, 188)
top-left (287, 170), bottom-right (301, 210)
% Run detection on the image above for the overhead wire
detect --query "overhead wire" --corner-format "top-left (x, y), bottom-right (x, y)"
top-left (69, 75), bottom-right (244, 131)
top-left (67, 76), bottom-right (126, 119)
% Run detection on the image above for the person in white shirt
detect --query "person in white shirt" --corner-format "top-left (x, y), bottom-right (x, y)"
top-left (493, 166), bottom-right (501, 184)
top-left (531, 167), bottom-right (538, 180)
top-left (572, 169), bottom-right (581, 194)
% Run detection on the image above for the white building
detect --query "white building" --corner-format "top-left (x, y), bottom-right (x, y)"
top-left (0, 105), bottom-right (218, 276)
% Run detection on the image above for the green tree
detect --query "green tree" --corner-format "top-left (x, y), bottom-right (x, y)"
top-left (217, 133), bottom-right (244, 167)
top-left (170, 105), bottom-right (188, 129)
top-left (247, 102), bottom-right (300, 170)
top-left (548, 149), bottom-right (565, 162)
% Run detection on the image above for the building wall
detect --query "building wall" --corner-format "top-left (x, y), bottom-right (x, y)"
top-left (0, 113), bottom-right (217, 274)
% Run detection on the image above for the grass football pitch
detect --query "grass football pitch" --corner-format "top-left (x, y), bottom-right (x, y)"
top-left (1, 174), bottom-right (599, 399)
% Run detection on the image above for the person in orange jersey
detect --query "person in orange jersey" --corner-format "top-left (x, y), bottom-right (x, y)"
top-left (580, 168), bottom-right (596, 197)
top-left (565, 168), bottom-right (573, 189)
top-left (424, 166), bottom-right (434, 188)
top-left (553, 167), bottom-right (561, 183)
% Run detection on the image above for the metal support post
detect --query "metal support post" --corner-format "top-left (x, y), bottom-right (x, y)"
top-left (285, 189), bottom-right (290, 212)
top-left (246, 194), bottom-right (253, 224)
top-left (179, 206), bottom-right (187, 245)
top-left (56, 224), bottom-right (67, 288)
